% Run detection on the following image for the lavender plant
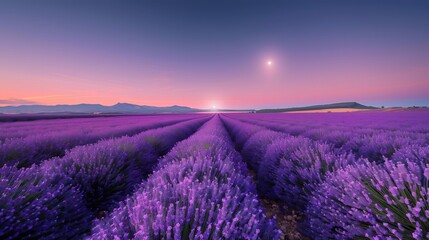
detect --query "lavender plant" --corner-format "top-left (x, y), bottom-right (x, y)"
top-left (392, 144), bottom-right (429, 165)
top-left (241, 130), bottom-right (287, 170)
top-left (306, 159), bottom-right (429, 239)
top-left (0, 166), bottom-right (92, 239)
top-left (257, 136), bottom-right (311, 199)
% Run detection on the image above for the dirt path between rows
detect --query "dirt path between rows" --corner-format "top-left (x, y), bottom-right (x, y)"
top-left (248, 170), bottom-right (309, 240)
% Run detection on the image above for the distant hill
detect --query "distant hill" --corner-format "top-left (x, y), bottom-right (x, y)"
top-left (257, 102), bottom-right (378, 113)
top-left (0, 101), bottom-right (379, 114)
top-left (0, 103), bottom-right (201, 114)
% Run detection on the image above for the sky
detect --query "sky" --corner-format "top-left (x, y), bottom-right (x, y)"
top-left (0, 0), bottom-right (428, 109)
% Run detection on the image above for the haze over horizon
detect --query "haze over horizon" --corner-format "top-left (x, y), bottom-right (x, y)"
top-left (1, 1), bottom-right (428, 109)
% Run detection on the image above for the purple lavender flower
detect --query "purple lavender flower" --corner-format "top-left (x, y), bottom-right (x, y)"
top-left (272, 139), bottom-right (357, 210)
top-left (0, 165), bottom-right (92, 239)
top-left (241, 130), bottom-right (287, 170)
top-left (392, 144), bottom-right (429, 166)
top-left (306, 159), bottom-right (429, 239)
top-left (257, 136), bottom-right (311, 199)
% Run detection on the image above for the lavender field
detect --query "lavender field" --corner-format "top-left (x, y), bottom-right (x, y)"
top-left (0, 110), bottom-right (427, 239)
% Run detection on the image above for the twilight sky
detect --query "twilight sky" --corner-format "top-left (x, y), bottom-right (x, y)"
top-left (0, 0), bottom-right (428, 109)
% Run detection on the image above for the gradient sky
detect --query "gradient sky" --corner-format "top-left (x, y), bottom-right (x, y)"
top-left (0, 0), bottom-right (428, 109)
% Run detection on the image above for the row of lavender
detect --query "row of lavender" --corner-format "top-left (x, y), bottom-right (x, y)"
top-left (0, 114), bottom-right (201, 140)
top-left (88, 116), bottom-right (280, 239)
top-left (0, 114), bottom-right (201, 168)
top-left (0, 116), bottom-right (211, 239)
top-left (0, 113), bottom-right (127, 123)
top-left (230, 112), bottom-right (429, 163)
top-left (237, 111), bottom-right (429, 133)
top-left (220, 113), bottom-right (429, 239)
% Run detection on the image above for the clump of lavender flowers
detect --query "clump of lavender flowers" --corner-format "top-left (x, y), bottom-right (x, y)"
top-left (392, 144), bottom-right (429, 165)
top-left (306, 159), bottom-right (429, 239)
top-left (0, 166), bottom-right (92, 239)
top-left (273, 139), bottom-right (356, 211)
top-left (257, 136), bottom-right (311, 199)
top-left (241, 130), bottom-right (287, 170)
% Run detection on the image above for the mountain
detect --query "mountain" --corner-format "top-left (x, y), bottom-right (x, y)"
top-left (0, 101), bottom-right (378, 114)
top-left (257, 102), bottom-right (378, 113)
top-left (0, 103), bottom-right (201, 114)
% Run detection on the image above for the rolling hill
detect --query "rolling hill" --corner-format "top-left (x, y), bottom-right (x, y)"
top-left (0, 103), bottom-right (201, 114)
top-left (257, 102), bottom-right (378, 113)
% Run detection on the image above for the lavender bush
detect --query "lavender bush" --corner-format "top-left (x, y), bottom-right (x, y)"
top-left (392, 144), bottom-right (429, 165)
top-left (0, 166), bottom-right (92, 239)
top-left (241, 130), bottom-right (287, 170)
top-left (257, 136), bottom-right (312, 199)
top-left (272, 141), bottom-right (357, 211)
top-left (306, 159), bottom-right (429, 239)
